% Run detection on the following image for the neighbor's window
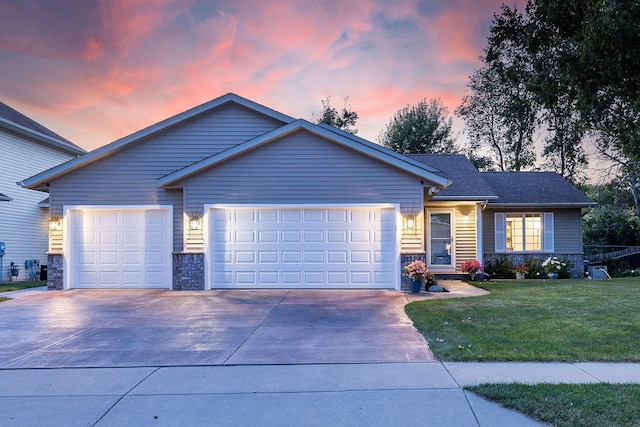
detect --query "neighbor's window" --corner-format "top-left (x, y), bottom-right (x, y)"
top-left (506, 213), bottom-right (542, 251)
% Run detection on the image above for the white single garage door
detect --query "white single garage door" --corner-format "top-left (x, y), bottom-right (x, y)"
top-left (68, 208), bottom-right (172, 289)
top-left (209, 207), bottom-right (397, 289)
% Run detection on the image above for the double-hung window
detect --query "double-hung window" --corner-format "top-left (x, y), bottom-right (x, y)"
top-left (495, 212), bottom-right (554, 252)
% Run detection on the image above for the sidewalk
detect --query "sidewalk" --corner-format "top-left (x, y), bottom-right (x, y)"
top-left (0, 285), bottom-right (47, 299)
top-left (2, 361), bottom-right (639, 426)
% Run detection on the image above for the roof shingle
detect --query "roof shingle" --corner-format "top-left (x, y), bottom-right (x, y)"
top-left (407, 154), bottom-right (498, 200)
top-left (482, 172), bottom-right (595, 206)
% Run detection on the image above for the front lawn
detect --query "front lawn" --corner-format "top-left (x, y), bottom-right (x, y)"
top-left (407, 278), bottom-right (640, 425)
top-left (467, 383), bottom-right (640, 427)
top-left (0, 280), bottom-right (46, 293)
top-left (405, 277), bottom-right (640, 361)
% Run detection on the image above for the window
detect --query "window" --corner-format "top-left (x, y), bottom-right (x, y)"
top-left (506, 213), bottom-right (541, 251)
top-left (495, 212), bottom-right (554, 253)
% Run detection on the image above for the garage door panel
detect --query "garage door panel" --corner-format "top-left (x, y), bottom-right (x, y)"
top-left (258, 251), bottom-right (278, 263)
top-left (236, 251), bottom-right (255, 263)
top-left (69, 209), bottom-right (171, 289)
top-left (209, 207), bottom-right (396, 289)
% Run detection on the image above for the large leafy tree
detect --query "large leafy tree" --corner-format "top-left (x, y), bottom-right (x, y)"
top-left (527, 0), bottom-right (640, 228)
top-left (457, 6), bottom-right (539, 172)
top-left (581, 179), bottom-right (640, 247)
top-left (456, 65), bottom-right (516, 171)
top-left (378, 98), bottom-right (458, 154)
top-left (314, 96), bottom-right (359, 134)
top-left (458, 3), bottom-right (593, 177)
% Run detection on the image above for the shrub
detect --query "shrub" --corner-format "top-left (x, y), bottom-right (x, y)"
top-left (523, 257), bottom-right (544, 279)
top-left (484, 256), bottom-right (513, 279)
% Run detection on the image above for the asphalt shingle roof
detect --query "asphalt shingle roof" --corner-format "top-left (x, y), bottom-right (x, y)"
top-left (407, 154), bottom-right (594, 206)
top-left (407, 154), bottom-right (498, 200)
top-left (0, 101), bottom-right (85, 153)
top-left (482, 172), bottom-right (595, 206)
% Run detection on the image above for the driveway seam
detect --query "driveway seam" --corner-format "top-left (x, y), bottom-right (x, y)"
top-left (222, 290), bottom-right (291, 365)
top-left (92, 366), bottom-right (161, 425)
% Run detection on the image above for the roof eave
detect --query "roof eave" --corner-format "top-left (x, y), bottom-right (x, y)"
top-left (0, 118), bottom-right (85, 156)
top-left (431, 195), bottom-right (500, 201)
top-left (486, 202), bottom-right (597, 208)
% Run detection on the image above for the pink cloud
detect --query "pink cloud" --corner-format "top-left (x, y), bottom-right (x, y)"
top-left (0, 0), bottom-right (511, 151)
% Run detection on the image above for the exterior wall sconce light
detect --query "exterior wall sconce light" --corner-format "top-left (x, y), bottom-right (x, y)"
top-left (49, 217), bottom-right (62, 232)
top-left (404, 216), bottom-right (416, 230)
top-left (189, 216), bottom-right (202, 231)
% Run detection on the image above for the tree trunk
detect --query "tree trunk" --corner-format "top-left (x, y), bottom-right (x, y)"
top-left (628, 174), bottom-right (640, 240)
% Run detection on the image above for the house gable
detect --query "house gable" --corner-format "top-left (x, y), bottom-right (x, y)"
top-left (159, 119), bottom-right (451, 190)
top-left (174, 128), bottom-right (438, 207)
top-left (20, 93), bottom-right (293, 191)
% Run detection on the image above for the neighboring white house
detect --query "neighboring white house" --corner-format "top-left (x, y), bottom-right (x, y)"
top-left (0, 101), bottom-right (85, 281)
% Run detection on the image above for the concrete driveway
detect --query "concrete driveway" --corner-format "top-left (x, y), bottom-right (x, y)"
top-left (0, 290), bottom-right (433, 368)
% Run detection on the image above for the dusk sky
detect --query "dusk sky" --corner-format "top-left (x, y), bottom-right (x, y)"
top-left (1, 0), bottom-right (515, 152)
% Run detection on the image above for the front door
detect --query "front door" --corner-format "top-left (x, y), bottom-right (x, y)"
top-left (427, 210), bottom-right (454, 270)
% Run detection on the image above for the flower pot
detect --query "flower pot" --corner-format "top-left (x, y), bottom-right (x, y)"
top-left (470, 271), bottom-right (484, 281)
top-left (516, 272), bottom-right (525, 280)
top-left (410, 279), bottom-right (422, 293)
top-left (547, 272), bottom-right (558, 279)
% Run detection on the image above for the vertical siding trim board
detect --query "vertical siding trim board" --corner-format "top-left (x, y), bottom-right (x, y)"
top-left (476, 204), bottom-right (484, 265)
top-left (203, 203), bottom-right (401, 290)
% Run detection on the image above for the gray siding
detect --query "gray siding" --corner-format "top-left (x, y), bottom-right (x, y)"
top-left (554, 209), bottom-right (584, 253)
top-left (179, 130), bottom-right (424, 208)
top-left (48, 103), bottom-right (284, 252)
top-left (0, 130), bottom-right (75, 279)
top-left (482, 208), bottom-right (584, 255)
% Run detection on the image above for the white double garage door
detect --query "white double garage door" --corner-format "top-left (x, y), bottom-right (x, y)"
top-left (68, 206), bottom-right (397, 289)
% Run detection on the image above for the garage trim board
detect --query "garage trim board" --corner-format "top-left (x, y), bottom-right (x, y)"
top-left (204, 205), bottom-right (400, 290)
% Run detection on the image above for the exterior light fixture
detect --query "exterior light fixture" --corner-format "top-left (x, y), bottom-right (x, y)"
top-left (189, 216), bottom-right (202, 231)
top-left (48, 217), bottom-right (62, 231)
top-left (405, 216), bottom-right (416, 230)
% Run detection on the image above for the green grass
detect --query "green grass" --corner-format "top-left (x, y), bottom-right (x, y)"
top-left (467, 383), bottom-right (640, 427)
top-left (0, 280), bottom-right (46, 293)
top-left (407, 278), bottom-right (640, 425)
top-left (405, 277), bottom-right (640, 361)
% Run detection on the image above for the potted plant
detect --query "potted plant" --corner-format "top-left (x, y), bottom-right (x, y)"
top-left (513, 263), bottom-right (528, 280)
top-left (460, 260), bottom-right (483, 281)
top-left (541, 256), bottom-right (566, 279)
top-left (404, 260), bottom-right (428, 293)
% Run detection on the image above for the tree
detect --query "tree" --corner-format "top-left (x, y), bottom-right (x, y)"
top-left (457, 6), bottom-right (539, 172)
top-left (314, 96), bottom-right (359, 134)
top-left (456, 65), bottom-right (513, 171)
top-left (378, 98), bottom-right (458, 154)
top-left (526, 0), bottom-right (640, 230)
top-left (581, 179), bottom-right (639, 247)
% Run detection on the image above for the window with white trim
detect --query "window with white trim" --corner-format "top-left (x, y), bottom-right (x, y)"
top-left (495, 212), bottom-right (554, 253)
